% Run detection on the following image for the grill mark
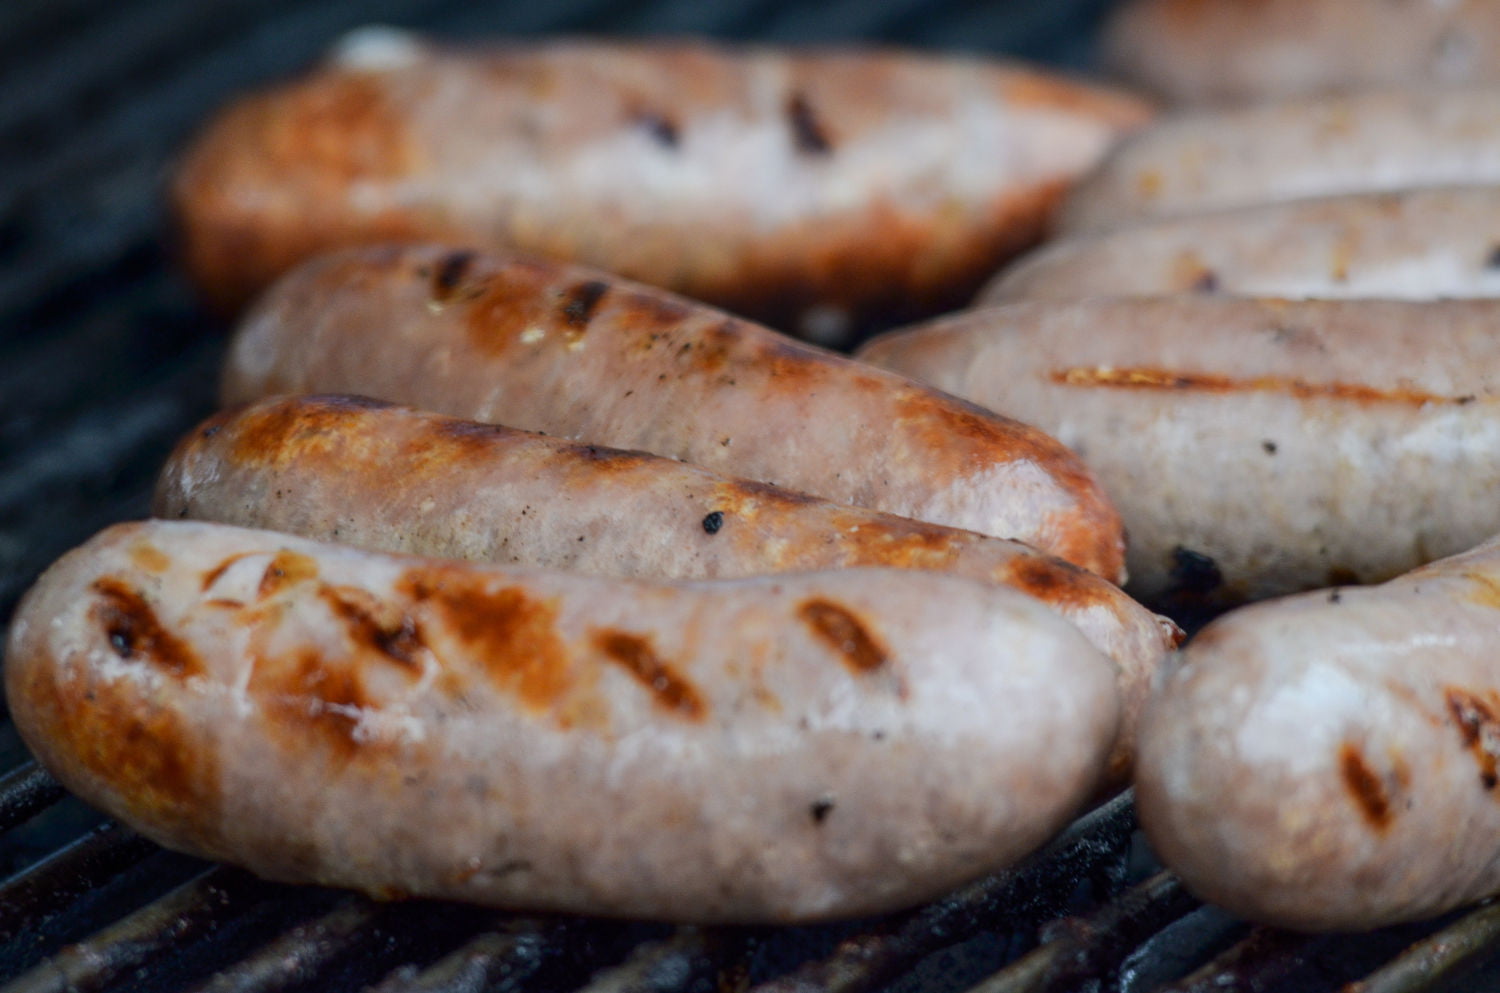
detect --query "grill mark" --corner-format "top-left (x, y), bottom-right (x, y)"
top-left (560, 280), bottom-right (610, 329)
top-left (1339, 743), bottom-right (1393, 830)
top-left (1004, 554), bottom-right (1108, 611)
top-left (1446, 687), bottom-right (1500, 790)
top-left (258, 551), bottom-right (319, 599)
top-left (202, 553), bottom-right (255, 593)
top-left (799, 599), bottom-right (887, 673)
top-left (1050, 367), bottom-right (1479, 406)
top-left (318, 586), bottom-right (425, 670)
top-left (431, 250), bottom-right (477, 303)
top-left (92, 578), bottom-right (203, 679)
top-left (785, 91), bottom-right (832, 155)
top-left (594, 631), bottom-right (705, 720)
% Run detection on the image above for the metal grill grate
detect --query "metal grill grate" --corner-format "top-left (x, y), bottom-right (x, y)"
top-left (3, 2), bottom-right (1500, 990)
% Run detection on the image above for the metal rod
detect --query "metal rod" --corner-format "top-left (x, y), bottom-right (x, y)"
top-left (1154, 926), bottom-right (1322, 993)
top-left (0, 864), bottom-right (279, 993)
top-left (0, 821), bottom-right (156, 944)
top-left (750, 792), bottom-right (1137, 993)
top-left (1343, 901), bottom-right (1500, 993)
top-left (963, 870), bottom-right (1198, 993)
top-left (0, 762), bottom-right (63, 834)
top-left (360, 918), bottom-right (563, 993)
top-left (180, 896), bottom-right (385, 993)
top-left (574, 927), bottom-right (736, 993)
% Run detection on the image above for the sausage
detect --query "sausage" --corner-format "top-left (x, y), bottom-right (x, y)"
top-left (1136, 534), bottom-right (1500, 930)
top-left (154, 394), bottom-right (1180, 782)
top-left (856, 296), bottom-right (1500, 605)
top-left (1058, 87), bottom-right (1500, 235)
top-left (5, 519), bottom-right (1120, 923)
top-left (981, 187), bottom-right (1500, 304)
top-left (1102, 0), bottom-right (1500, 105)
top-left (220, 243), bottom-right (1126, 581)
top-left (170, 29), bottom-right (1151, 343)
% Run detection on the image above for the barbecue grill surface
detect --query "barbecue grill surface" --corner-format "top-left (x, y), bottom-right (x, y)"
top-left (4, 2), bottom-right (1500, 991)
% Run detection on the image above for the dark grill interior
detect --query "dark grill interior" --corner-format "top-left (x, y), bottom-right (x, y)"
top-left (4, 2), bottom-right (1500, 990)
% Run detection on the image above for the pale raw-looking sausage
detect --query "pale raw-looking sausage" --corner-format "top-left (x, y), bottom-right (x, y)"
top-left (857, 296), bottom-right (1500, 604)
top-left (154, 394), bottom-right (1179, 781)
top-left (5, 519), bottom-right (1120, 923)
top-left (981, 187), bottom-right (1500, 304)
top-left (171, 29), bottom-right (1151, 341)
top-left (1058, 88), bottom-right (1500, 235)
top-left (1102, 0), bottom-right (1500, 105)
top-left (1137, 534), bottom-right (1500, 930)
top-left (221, 243), bottom-right (1126, 581)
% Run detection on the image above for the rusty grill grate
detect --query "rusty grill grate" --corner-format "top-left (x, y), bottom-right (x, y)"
top-left (3, 1), bottom-right (1500, 990)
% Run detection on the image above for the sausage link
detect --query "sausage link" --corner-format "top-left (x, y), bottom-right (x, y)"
top-left (6, 519), bottom-right (1119, 923)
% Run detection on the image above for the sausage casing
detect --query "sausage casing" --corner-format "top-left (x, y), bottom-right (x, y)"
top-left (155, 394), bottom-right (1178, 781)
top-left (171, 31), bottom-right (1150, 340)
top-left (1137, 534), bottom-right (1500, 930)
top-left (858, 296), bottom-right (1500, 604)
top-left (221, 243), bottom-right (1126, 580)
top-left (6, 520), bottom-right (1119, 923)
top-left (982, 187), bottom-right (1500, 304)
top-left (1059, 88), bottom-right (1500, 235)
top-left (1102, 0), bottom-right (1500, 105)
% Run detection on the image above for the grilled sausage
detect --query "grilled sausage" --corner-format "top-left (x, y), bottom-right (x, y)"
top-left (155, 394), bottom-right (1180, 782)
top-left (1058, 88), bottom-right (1500, 235)
top-left (5, 519), bottom-right (1120, 923)
top-left (171, 29), bottom-right (1151, 342)
top-left (1137, 534), bottom-right (1500, 930)
top-left (857, 296), bottom-right (1500, 605)
top-left (1102, 0), bottom-right (1500, 105)
top-left (981, 187), bottom-right (1500, 304)
top-left (220, 243), bottom-right (1126, 581)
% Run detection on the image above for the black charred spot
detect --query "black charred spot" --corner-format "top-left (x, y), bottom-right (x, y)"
top-left (702, 511), bottom-right (724, 535)
top-left (786, 92), bottom-right (832, 155)
top-left (1459, 395), bottom-right (1478, 405)
top-left (810, 797), bottom-right (835, 824)
top-left (560, 280), bottom-right (609, 329)
top-left (1329, 591), bottom-right (1343, 604)
top-left (432, 250), bottom-right (476, 303)
top-left (1169, 547), bottom-right (1223, 594)
top-left (202, 424), bottom-right (221, 438)
top-left (633, 109), bottom-right (680, 148)
top-left (1262, 440), bottom-right (1278, 454)
top-left (92, 578), bottom-right (203, 678)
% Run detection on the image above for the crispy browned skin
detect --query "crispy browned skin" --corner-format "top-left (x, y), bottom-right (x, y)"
top-left (220, 244), bottom-right (1126, 581)
top-left (1103, 0), bottom-right (1500, 105)
top-left (1138, 535), bottom-right (1500, 930)
top-left (155, 394), bottom-right (1178, 781)
top-left (171, 32), bottom-right (1151, 340)
top-left (6, 520), bottom-right (1119, 922)
top-left (859, 296), bottom-right (1500, 605)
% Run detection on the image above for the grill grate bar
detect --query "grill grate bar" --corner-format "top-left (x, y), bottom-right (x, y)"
top-left (1343, 902), bottom-right (1500, 993)
top-left (359, 918), bottom-right (565, 993)
top-left (0, 822), bottom-right (157, 946)
top-left (573, 926), bottom-right (736, 993)
top-left (0, 865), bottom-right (281, 993)
top-left (179, 895), bottom-right (385, 993)
top-left (1155, 926), bottom-right (1321, 993)
top-left (964, 870), bottom-right (1198, 993)
top-left (751, 792), bottom-right (1135, 993)
top-left (0, 764), bottom-right (64, 835)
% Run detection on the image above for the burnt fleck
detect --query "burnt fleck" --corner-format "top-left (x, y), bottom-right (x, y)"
top-left (1262, 440), bottom-right (1278, 454)
top-left (702, 511), bottom-right (725, 535)
top-left (800, 600), bottom-right (888, 673)
top-left (560, 280), bottom-right (610, 328)
top-left (92, 578), bottom-right (202, 677)
top-left (1328, 591), bottom-right (1343, 604)
top-left (595, 630), bottom-right (706, 719)
top-left (432, 250), bottom-right (476, 302)
top-left (1327, 567), bottom-right (1360, 587)
top-left (810, 797), bottom-right (835, 824)
top-left (1339, 742), bottom-right (1393, 830)
top-left (1169, 547), bottom-right (1223, 594)
top-left (1459, 395), bottom-right (1478, 405)
top-left (1446, 688), bottom-right (1500, 790)
top-left (1486, 245), bottom-right (1500, 270)
top-left (786, 92), bottom-right (832, 155)
top-left (320, 586), bottom-right (425, 670)
top-left (1191, 270), bottom-right (1220, 293)
top-left (202, 424), bottom-right (221, 438)
top-left (633, 110), bottom-right (680, 148)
